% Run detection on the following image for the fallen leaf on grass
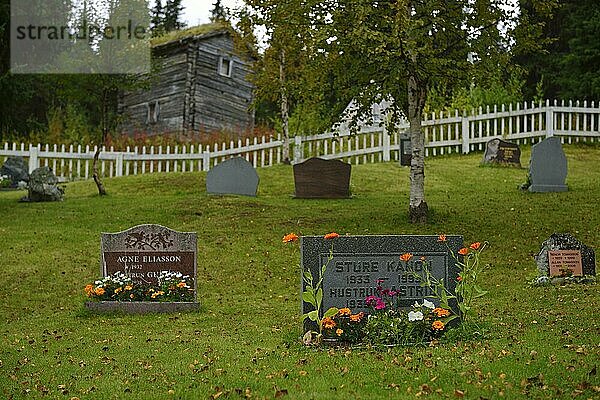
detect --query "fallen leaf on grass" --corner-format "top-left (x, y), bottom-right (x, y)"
top-left (454, 389), bottom-right (465, 398)
top-left (274, 388), bottom-right (288, 398)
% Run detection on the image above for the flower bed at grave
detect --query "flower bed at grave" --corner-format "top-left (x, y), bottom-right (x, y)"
top-left (286, 232), bottom-right (488, 347)
top-left (85, 271), bottom-right (194, 302)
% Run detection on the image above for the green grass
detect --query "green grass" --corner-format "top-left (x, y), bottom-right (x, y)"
top-left (1, 145), bottom-right (599, 399)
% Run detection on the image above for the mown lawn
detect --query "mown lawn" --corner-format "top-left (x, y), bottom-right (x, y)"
top-left (0, 144), bottom-right (598, 399)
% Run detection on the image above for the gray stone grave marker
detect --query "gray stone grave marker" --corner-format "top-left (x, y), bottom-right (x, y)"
top-left (534, 233), bottom-right (596, 282)
top-left (0, 156), bottom-right (29, 188)
top-left (300, 235), bottom-right (463, 318)
top-left (206, 157), bottom-right (259, 197)
top-left (482, 138), bottom-right (521, 167)
top-left (293, 158), bottom-right (351, 198)
top-left (528, 137), bottom-right (568, 192)
top-left (87, 224), bottom-right (199, 313)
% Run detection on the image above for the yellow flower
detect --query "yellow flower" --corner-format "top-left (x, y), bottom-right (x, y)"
top-left (124, 285), bottom-right (133, 291)
top-left (151, 291), bottom-right (165, 299)
top-left (349, 312), bottom-right (364, 322)
top-left (94, 287), bottom-right (105, 296)
top-left (433, 308), bottom-right (450, 317)
top-left (336, 328), bottom-right (343, 336)
top-left (177, 281), bottom-right (187, 288)
top-left (114, 287), bottom-right (122, 294)
top-left (432, 320), bottom-right (445, 331)
top-left (338, 308), bottom-right (351, 316)
top-left (84, 284), bottom-right (94, 296)
top-left (322, 317), bottom-right (336, 329)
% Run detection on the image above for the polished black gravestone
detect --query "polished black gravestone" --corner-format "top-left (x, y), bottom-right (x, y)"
top-left (534, 233), bottom-right (596, 281)
top-left (293, 158), bottom-right (351, 198)
top-left (206, 157), bottom-right (259, 197)
top-left (482, 138), bottom-right (521, 167)
top-left (300, 235), bottom-right (463, 317)
top-left (528, 137), bottom-right (568, 192)
top-left (86, 224), bottom-right (199, 313)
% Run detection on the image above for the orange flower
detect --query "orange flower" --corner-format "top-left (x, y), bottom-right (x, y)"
top-left (457, 276), bottom-right (463, 282)
top-left (322, 317), bottom-right (336, 329)
top-left (336, 328), bottom-right (344, 336)
top-left (470, 242), bottom-right (481, 250)
top-left (94, 287), bottom-right (105, 296)
top-left (350, 312), bottom-right (364, 322)
top-left (130, 293), bottom-right (135, 299)
top-left (324, 232), bottom-right (340, 240)
top-left (177, 281), bottom-right (187, 288)
top-left (432, 320), bottom-right (445, 331)
top-left (438, 234), bottom-right (447, 242)
top-left (420, 256), bottom-right (426, 261)
top-left (338, 308), bottom-right (351, 316)
top-left (400, 253), bottom-right (413, 262)
top-left (114, 287), bottom-right (122, 294)
top-left (433, 308), bottom-right (450, 317)
top-left (282, 233), bottom-right (299, 243)
top-left (458, 247), bottom-right (469, 256)
top-left (125, 285), bottom-right (133, 291)
top-left (84, 284), bottom-right (94, 296)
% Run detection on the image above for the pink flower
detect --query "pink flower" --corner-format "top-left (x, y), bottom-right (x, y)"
top-left (365, 295), bottom-right (378, 306)
top-left (375, 298), bottom-right (386, 310)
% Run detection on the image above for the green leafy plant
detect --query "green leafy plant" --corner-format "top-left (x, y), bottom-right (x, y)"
top-left (407, 236), bottom-right (488, 324)
top-left (0, 175), bottom-right (11, 188)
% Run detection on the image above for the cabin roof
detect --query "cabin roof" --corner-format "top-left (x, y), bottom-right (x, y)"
top-left (150, 22), bottom-right (230, 48)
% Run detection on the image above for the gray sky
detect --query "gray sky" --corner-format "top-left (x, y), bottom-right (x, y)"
top-left (181, 0), bottom-right (243, 26)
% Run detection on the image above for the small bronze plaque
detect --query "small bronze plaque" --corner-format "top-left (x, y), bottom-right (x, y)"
top-left (548, 250), bottom-right (583, 276)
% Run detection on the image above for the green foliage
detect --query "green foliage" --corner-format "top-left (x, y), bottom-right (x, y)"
top-left (517, 0), bottom-right (600, 100)
top-left (301, 246), bottom-right (338, 334)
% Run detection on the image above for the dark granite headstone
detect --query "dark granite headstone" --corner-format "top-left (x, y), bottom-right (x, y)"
top-left (21, 166), bottom-right (64, 202)
top-left (206, 157), bottom-right (259, 197)
top-left (399, 132), bottom-right (412, 167)
top-left (301, 235), bottom-right (463, 317)
top-left (101, 224), bottom-right (197, 292)
top-left (535, 233), bottom-right (596, 279)
top-left (88, 224), bottom-right (199, 313)
top-left (0, 156), bottom-right (29, 187)
top-left (528, 137), bottom-right (568, 192)
top-left (293, 158), bottom-right (351, 198)
top-left (482, 139), bottom-right (521, 167)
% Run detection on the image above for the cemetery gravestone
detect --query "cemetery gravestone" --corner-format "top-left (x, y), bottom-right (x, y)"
top-left (301, 235), bottom-right (463, 318)
top-left (0, 156), bottom-right (29, 188)
top-left (527, 137), bottom-right (568, 192)
top-left (482, 138), bottom-right (521, 167)
top-left (399, 132), bottom-right (412, 167)
top-left (293, 158), bottom-right (351, 198)
top-left (206, 157), bottom-right (259, 197)
top-left (87, 224), bottom-right (199, 313)
top-left (534, 233), bottom-right (596, 282)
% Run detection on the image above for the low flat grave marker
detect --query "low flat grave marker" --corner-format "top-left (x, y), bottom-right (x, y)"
top-left (293, 157), bottom-right (351, 199)
top-left (301, 235), bottom-right (463, 318)
top-left (87, 224), bottom-right (199, 313)
top-left (482, 138), bottom-right (521, 167)
top-left (527, 137), bottom-right (568, 192)
top-left (206, 157), bottom-right (259, 197)
top-left (534, 233), bottom-right (596, 284)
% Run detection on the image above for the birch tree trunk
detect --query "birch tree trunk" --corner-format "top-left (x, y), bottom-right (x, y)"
top-left (280, 49), bottom-right (291, 164)
top-left (407, 71), bottom-right (428, 223)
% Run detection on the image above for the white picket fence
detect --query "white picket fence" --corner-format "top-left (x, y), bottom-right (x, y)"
top-left (1, 100), bottom-right (599, 181)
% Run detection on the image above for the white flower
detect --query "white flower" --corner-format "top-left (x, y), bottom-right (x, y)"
top-left (423, 299), bottom-right (435, 309)
top-left (408, 311), bottom-right (424, 322)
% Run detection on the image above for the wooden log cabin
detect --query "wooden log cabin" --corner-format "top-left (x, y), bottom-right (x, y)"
top-left (118, 23), bottom-right (255, 135)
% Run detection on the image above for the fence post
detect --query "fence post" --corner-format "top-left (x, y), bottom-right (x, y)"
top-left (202, 152), bottom-right (210, 172)
top-left (28, 144), bottom-right (39, 173)
top-left (545, 99), bottom-right (554, 137)
top-left (461, 115), bottom-right (470, 154)
top-left (293, 135), bottom-right (303, 164)
top-left (382, 126), bottom-right (391, 162)
top-left (115, 153), bottom-right (123, 177)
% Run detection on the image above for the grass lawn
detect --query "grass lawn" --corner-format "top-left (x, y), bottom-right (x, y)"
top-left (1, 144), bottom-right (598, 399)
